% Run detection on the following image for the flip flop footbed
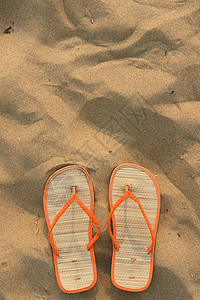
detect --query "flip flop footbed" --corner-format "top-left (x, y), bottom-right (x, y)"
top-left (110, 165), bottom-right (160, 291)
top-left (44, 166), bottom-right (96, 293)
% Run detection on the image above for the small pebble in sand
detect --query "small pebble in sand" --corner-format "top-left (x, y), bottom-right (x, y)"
top-left (4, 26), bottom-right (12, 34)
top-left (2, 261), bottom-right (8, 268)
top-left (44, 288), bottom-right (50, 295)
top-left (177, 233), bottom-right (181, 237)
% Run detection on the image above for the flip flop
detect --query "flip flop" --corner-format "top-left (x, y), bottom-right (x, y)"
top-left (108, 164), bottom-right (160, 292)
top-left (43, 165), bottom-right (100, 293)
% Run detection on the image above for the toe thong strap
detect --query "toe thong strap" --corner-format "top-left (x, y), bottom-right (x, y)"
top-left (108, 186), bottom-right (155, 254)
top-left (48, 192), bottom-right (100, 256)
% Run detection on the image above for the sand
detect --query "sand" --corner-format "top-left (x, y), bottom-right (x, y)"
top-left (0, 0), bottom-right (200, 299)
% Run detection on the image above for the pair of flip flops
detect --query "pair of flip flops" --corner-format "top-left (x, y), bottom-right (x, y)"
top-left (43, 164), bottom-right (160, 293)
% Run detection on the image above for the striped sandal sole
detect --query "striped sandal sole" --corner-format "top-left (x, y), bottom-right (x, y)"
top-left (43, 165), bottom-right (99, 293)
top-left (108, 163), bottom-right (160, 292)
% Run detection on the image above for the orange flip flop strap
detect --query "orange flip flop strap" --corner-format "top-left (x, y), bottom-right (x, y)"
top-left (48, 194), bottom-right (100, 256)
top-left (74, 194), bottom-right (100, 250)
top-left (108, 190), bottom-right (155, 253)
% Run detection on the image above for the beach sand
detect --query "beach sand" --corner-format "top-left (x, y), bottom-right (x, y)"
top-left (0, 1), bottom-right (200, 299)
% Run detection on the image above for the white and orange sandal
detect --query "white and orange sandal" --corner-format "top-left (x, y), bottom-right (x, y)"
top-left (43, 165), bottom-right (100, 293)
top-left (108, 164), bottom-right (160, 292)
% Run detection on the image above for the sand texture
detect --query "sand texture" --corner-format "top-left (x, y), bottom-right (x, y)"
top-left (0, 0), bottom-right (200, 299)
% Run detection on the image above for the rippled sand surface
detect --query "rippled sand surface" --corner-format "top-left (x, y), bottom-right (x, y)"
top-left (0, 1), bottom-right (200, 299)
